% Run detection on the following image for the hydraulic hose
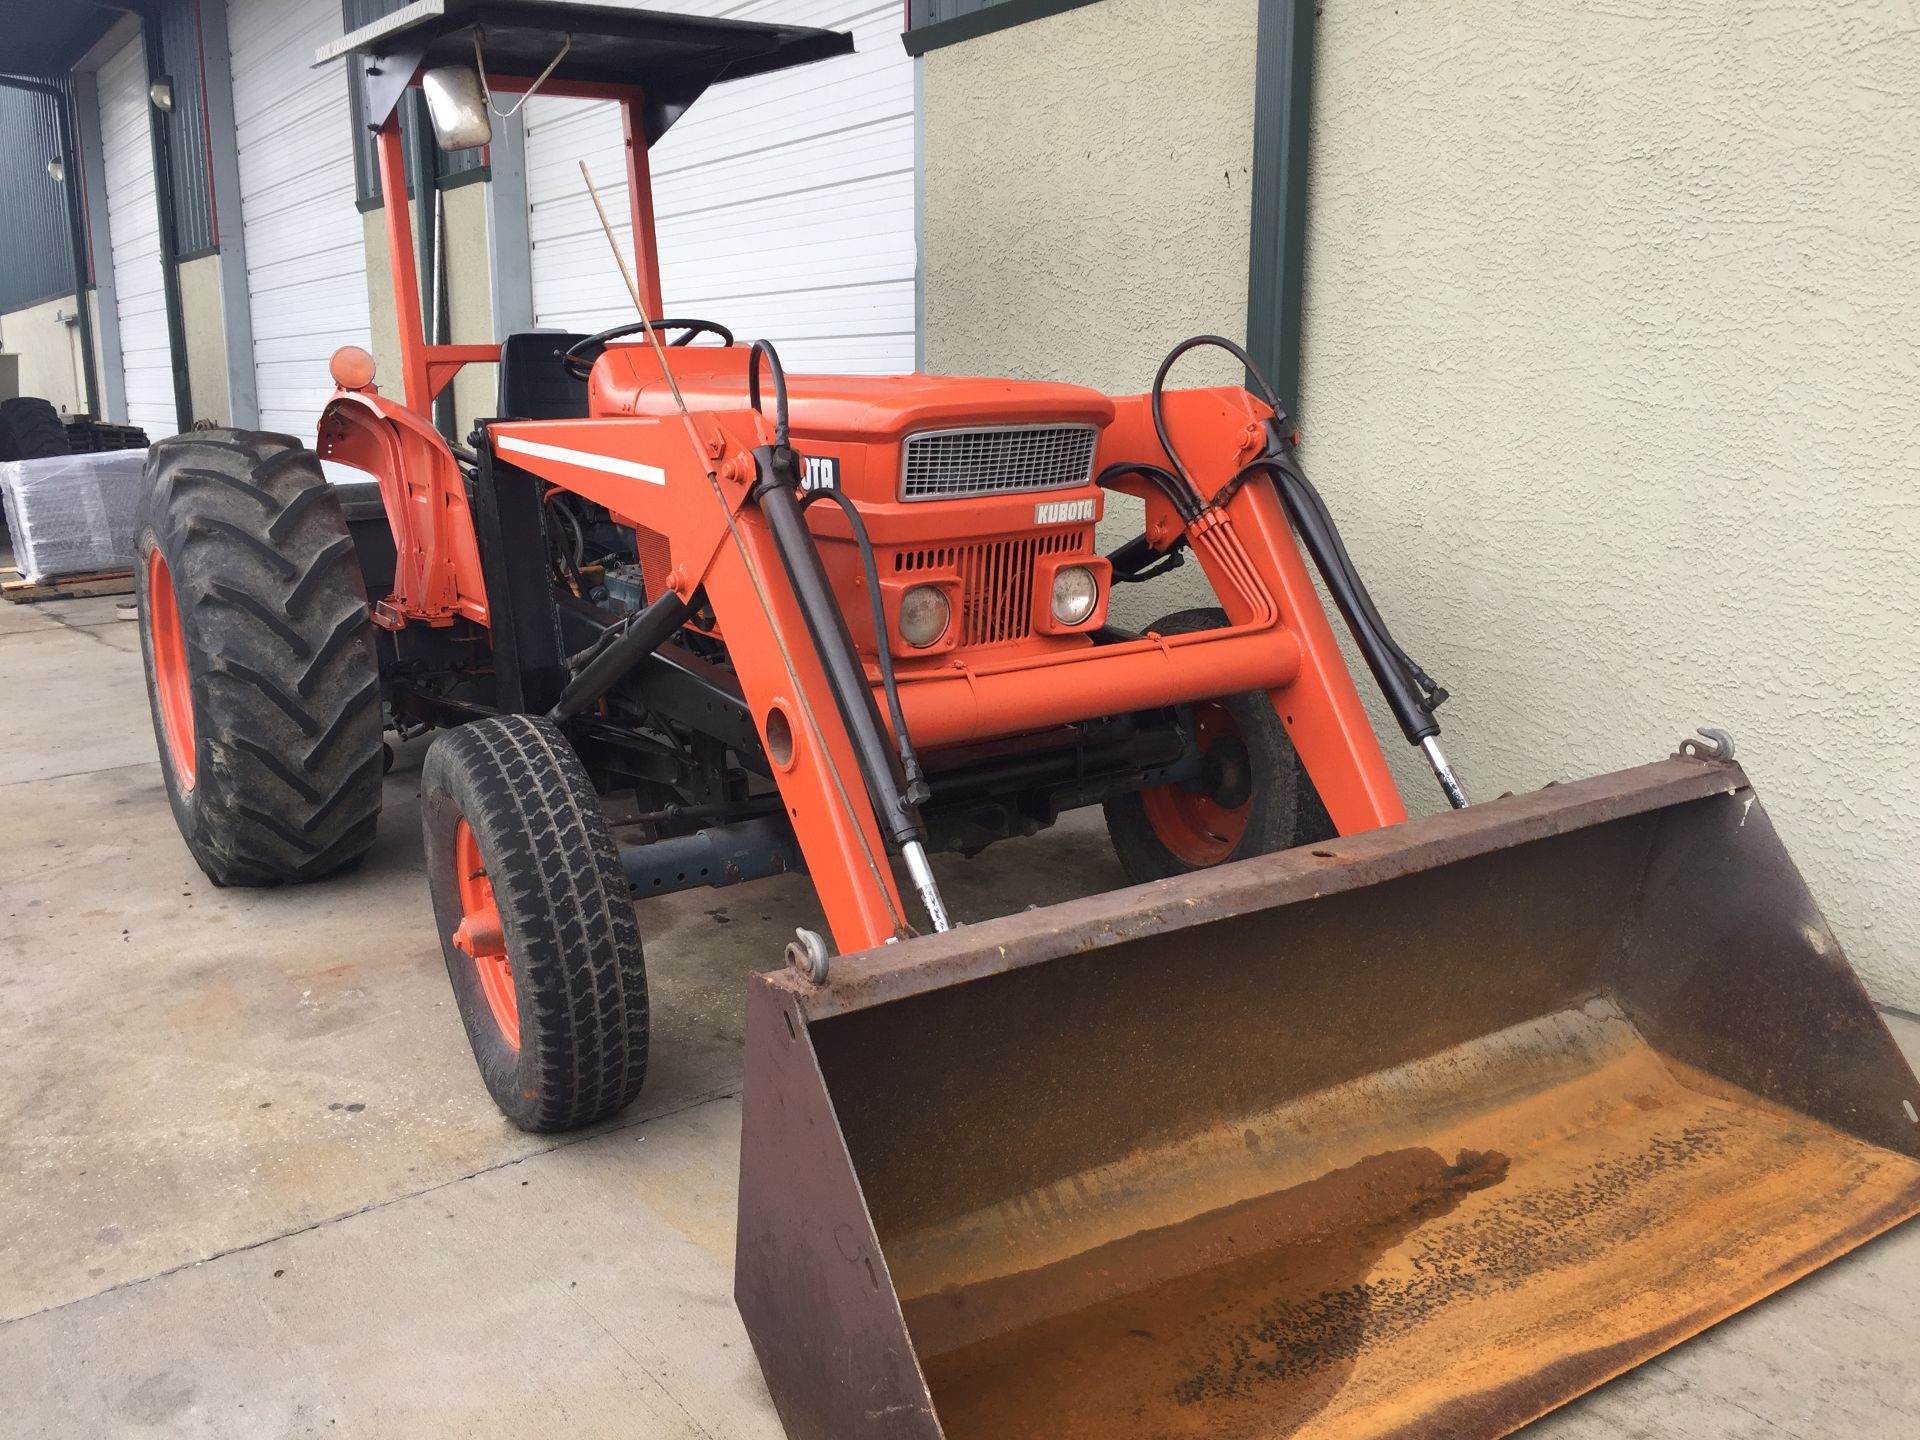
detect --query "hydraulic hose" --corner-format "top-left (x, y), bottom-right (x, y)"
top-left (801, 486), bottom-right (929, 804)
top-left (742, 339), bottom-right (951, 928)
top-left (747, 340), bottom-right (790, 446)
top-left (1243, 451), bottom-right (1446, 745)
top-left (746, 338), bottom-right (927, 801)
top-left (1096, 459), bottom-right (1202, 527)
top-left (1149, 333), bottom-right (1282, 513)
top-left (1147, 334), bottom-right (1462, 797)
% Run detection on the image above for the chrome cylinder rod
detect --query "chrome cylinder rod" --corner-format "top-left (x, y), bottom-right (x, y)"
top-left (1422, 736), bottom-right (1470, 809)
top-left (901, 839), bottom-right (952, 933)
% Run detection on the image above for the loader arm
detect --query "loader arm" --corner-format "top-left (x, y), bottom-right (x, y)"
top-left (1097, 386), bottom-right (1409, 834)
top-left (484, 410), bottom-right (916, 951)
top-left (488, 382), bottom-right (1427, 953)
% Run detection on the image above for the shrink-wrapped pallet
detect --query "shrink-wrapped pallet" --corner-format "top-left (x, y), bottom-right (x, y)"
top-left (0, 450), bottom-right (149, 583)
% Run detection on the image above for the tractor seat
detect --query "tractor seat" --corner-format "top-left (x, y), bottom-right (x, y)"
top-left (497, 332), bottom-right (590, 421)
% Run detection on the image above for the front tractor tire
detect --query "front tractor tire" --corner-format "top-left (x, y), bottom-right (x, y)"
top-left (421, 715), bottom-right (650, 1133)
top-left (1104, 607), bottom-right (1335, 883)
top-left (136, 430), bottom-right (383, 885)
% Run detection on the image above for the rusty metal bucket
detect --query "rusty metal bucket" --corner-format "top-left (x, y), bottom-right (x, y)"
top-left (736, 756), bottom-right (1920, 1440)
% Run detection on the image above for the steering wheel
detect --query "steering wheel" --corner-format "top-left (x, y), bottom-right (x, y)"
top-left (561, 318), bottom-right (735, 380)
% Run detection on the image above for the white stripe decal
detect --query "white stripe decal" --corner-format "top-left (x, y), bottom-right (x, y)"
top-left (495, 434), bottom-right (667, 486)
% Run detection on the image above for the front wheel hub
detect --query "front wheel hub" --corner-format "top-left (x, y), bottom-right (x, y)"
top-left (145, 547), bottom-right (196, 790)
top-left (451, 818), bottom-right (518, 1049)
top-left (1141, 702), bottom-right (1253, 866)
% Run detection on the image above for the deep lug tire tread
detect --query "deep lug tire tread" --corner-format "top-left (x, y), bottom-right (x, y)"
top-left (1104, 606), bottom-right (1335, 884)
top-left (0, 396), bottom-right (73, 461)
top-left (421, 715), bottom-right (649, 1133)
top-left (137, 428), bottom-right (383, 886)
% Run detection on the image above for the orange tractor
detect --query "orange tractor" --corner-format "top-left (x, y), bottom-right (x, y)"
top-left (133, 4), bottom-right (1920, 1437)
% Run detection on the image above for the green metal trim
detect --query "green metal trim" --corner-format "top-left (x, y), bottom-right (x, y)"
top-left (1244, 0), bottom-right (1315, 420)
top-left (141, 17), bottom-right (195, 433)
top-left (354, 163), bottom-right (492, 212)
top-left (903, 0), bottom-right (1106, 58)
top-left (437, 163), bottom-right (492, 193)
top-left (0, 74), bottom-right (98, 416)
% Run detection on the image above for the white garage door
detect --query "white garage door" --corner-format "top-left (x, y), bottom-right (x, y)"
top-left (226, 0), bottom-right (371, 437)
top-left (97, 36), bottom-right (176, 438)
top-left (525, 1), bottom-right (915, 374)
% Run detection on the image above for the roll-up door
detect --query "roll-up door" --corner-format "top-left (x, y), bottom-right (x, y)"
top-left (525, 1), bottom-right (916, 375)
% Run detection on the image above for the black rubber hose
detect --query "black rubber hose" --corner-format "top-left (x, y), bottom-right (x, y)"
top-left (1269, 454), bottom-right (1440, 695)
top-left (744, 337), bottom-right (925, 803)
top-left (1096, 459), bottom-right (1202, 526)
top-left (1148, 332), bottom-right (1448, 746)
top-left (1244, 451), bottom-right (1446, 744)
top-left (747, 340), bottom-right (789, 447)
top-left (801, 486), bottom-right (928, 802)
top-left (757, 479), bottom-right (923, 847)
top-left (1149, 333), bottom-right (1284, 508)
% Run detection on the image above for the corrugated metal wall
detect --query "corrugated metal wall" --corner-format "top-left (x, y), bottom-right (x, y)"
top-left (0, 0), bottom-right (216, 315)
top-left (912, 0), bottom-right (1021, 22)
top-left (525, 0), bottom-right (918, 373)
top-left (0, 83), bottom-right (79, 314)
top-left (229, 0), bottom-right (373, 437)
top-left (906, 0), bottom-right (1107, 47)
top-left (158, 0), bottom-right (217, 256)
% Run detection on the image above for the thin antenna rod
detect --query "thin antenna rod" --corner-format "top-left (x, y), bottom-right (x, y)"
top-left (579, 159), bottom-right (688, 415)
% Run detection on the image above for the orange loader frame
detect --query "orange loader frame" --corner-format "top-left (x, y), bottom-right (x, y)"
top-left (315, 59), bottom-right (1418, 956)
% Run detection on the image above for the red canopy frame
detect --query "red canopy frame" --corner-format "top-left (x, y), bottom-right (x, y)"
top-left (374, 71), bottom-right (664, 418)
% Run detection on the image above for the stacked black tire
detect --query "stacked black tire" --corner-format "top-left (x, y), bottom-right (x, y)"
top-left (136, 430), bottom-right (384, 885)
top-left (0, 397), bottom-right (72, 462)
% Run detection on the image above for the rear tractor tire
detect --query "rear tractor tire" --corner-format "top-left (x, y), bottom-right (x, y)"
top-left (136, 429), bottom-right (384, 885)
top-left (421, 715), bottom-right (650, 1133)
top-left (1104, 607), bottom-right (1334, 884)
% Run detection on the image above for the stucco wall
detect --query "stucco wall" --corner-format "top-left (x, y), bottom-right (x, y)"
top-left (364, 185), bottom-right (497, 442)
top-left (0, 293), bottom-right (96, 416)
top-left (177, 254), bottom-right (230, 427)
top-left (920, 0), bottom-right (1920, 1007)
top-left (443, 184), bottom-right (498, 438)
top-left (1295, 0), bottom-right (1920, 1008)
top-left (922, 0), bottom-right (1262, 632)
top-left (922, 0), bottom-right (1260, 397)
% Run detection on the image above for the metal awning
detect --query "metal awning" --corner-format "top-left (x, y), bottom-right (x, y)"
top-left (317, 0), bottom-right (855, 145)
top-left (0, 1), bottom-right (118, 81)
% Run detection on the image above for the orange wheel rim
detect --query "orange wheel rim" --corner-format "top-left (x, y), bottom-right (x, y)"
top-left (1141, 702), bottom-right (1252, 867)
top-left (450, 818), bottom-right (519, 1049)
top-left (146, 548), bottom-right (197, 791)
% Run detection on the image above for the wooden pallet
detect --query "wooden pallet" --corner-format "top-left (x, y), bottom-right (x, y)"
top-left (1, 567), bottom-right (136, 603)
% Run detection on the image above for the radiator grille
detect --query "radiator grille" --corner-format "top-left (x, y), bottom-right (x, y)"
top-left (901, 424), bottom-right (1098, 501)
top-left (895, 531), bottom-right (1087, 647)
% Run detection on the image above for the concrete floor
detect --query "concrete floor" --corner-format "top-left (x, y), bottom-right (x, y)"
top-left (2, 587), bottom-right (1916, 1438)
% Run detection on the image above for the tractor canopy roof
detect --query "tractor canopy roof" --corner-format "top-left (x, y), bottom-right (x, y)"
top-left (318, 0), bottom-right (854, 145)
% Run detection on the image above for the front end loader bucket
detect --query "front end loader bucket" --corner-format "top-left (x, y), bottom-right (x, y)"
top-left (736, 756), bottom-right (1920, 1440)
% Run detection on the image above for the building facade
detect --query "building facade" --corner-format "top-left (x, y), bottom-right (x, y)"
top-left (4, 0), bottom-right (1915, 1012)
top-left (917, 0), bottom-right (1920, 1010)
top-left (0, 0), bottom-right (920, 441)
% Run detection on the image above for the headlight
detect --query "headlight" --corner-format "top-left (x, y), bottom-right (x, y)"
top-left (897, 584), bottom-right (951, 648)
top-left (1050, 566), bottom-right (1099, 626)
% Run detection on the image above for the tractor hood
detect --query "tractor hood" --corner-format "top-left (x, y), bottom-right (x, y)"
top-left (591, 346), bottom-right (1117, 443)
